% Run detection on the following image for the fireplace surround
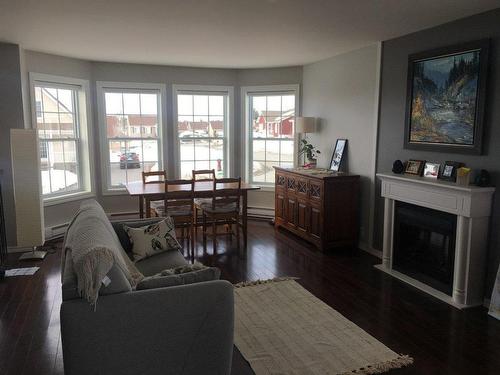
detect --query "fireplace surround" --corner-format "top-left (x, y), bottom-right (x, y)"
top-left (376, 173), bottom-right (495, 308)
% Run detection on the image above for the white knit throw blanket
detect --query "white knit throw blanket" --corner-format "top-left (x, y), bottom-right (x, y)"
top-left (62, 204), bottom-right (143, 306)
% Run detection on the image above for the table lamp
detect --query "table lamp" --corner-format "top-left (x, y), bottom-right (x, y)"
top-left (296, 117), bottom-right (318, 166)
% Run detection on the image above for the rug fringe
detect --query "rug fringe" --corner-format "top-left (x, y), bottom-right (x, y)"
top-left (338, 355), bottom-right (414, 375)
top-left (234, 277), bottom-right (299, 288)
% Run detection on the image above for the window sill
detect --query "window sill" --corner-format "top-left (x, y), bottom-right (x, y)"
top-left (249, 184), bottom-right (275, 192)
top-left (101, 188), bottom-right (129, 196)
top-left (43, 191), bottom-right (95, 207)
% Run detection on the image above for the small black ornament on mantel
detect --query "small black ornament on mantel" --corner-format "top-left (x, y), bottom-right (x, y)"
top-left (474, 169), bottom-right (491, 187)
top-left (392, 160), bottom-right (405, 174)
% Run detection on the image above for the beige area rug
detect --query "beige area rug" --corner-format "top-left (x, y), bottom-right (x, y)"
top-left (234, 278), bottom-right (413, 375)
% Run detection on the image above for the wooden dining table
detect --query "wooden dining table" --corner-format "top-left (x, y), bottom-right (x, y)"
top-left (125, 180), bottom-right (261, 248)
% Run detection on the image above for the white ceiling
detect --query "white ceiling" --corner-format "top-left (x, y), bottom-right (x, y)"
top-left (0, 0), bottom-right (498, 68)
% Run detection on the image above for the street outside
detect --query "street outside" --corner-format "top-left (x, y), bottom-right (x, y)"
top-left (43, 137), bottom-right (295, 191)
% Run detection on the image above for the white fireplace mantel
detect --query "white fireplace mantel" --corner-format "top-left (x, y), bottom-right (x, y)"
top-left (376, 172), bottom-right (495, 308)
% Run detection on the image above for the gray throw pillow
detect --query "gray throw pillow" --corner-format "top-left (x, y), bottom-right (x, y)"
top-left (136, 263), bottom-right (221, 290)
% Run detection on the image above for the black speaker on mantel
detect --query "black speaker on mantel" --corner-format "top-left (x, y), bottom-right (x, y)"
top-left (392, 160), bottom-right (405, 174)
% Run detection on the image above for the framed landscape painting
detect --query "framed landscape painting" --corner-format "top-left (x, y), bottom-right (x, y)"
top-left (404, 39), bottom-right (489, 154)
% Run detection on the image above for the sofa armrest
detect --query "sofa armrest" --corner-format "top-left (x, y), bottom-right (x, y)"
top-left (60, 280), bottom-right (234, 375)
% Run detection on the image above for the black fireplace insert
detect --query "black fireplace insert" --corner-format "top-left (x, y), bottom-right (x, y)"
top-left (393, 201), bottom-right (457, 296)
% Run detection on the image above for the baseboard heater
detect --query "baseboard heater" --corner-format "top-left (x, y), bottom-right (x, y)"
top-left (43, 207), bottom-right (274, 241)
top-left (45, 222), bottom-right (70, 240)
top-left (247, 207), bottom-right (274, 221)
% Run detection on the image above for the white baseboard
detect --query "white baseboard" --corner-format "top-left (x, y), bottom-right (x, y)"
top-left (483, 298), bottom-right (491, 309)
top-left (358, 241), bottom-right (382, 258)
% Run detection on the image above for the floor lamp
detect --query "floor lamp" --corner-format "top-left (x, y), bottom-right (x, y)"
top-left (11, 129), bottom-right (46, 260)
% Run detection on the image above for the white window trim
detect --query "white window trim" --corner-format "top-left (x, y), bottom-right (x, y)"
top-left (241, 84), bottom-right (300, 187)
top-left (96, 81), bottom-right (167, 195)
top-left (29, 72), bottom-right (95, 205)
top-left (172, 84), bottom-right (235, 178)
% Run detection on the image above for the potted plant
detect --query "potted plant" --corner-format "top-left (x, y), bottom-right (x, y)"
top-left (298, 139), bottom-right (321, 167)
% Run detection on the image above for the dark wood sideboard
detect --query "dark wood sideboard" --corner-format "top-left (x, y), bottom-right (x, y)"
top-left (274, 167), bottom-right (360, 251)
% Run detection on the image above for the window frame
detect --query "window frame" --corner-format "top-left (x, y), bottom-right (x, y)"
top-left (96, 81), bottom-right (166, 195)
top-left (172, 84), bottom-right (234, 178)
top-left (29, 73), bottom-right (95, 206)
top-left (241, 84), bottom-right (300, 187)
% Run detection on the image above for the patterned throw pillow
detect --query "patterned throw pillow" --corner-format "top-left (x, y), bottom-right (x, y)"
top-left (124, 217), bottom-right (181, 262)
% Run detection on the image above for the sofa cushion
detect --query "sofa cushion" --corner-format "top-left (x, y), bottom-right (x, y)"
top-left (135, 249), bottom-right (188, 276)
top-left (199, 201), bottom-right (238, 214)
top-left (124, 217), bottom-right (181, 262)
top-left (136, 264), bottom-right (221, 290)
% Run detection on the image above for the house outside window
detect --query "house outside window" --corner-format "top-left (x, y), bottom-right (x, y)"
top-left (97, 82), bottom-right (165, 192)
top-left (243, 85), bottom-right (299, 185)
top-left (30, 73), bottom-right (94, 203)
top-left (173, 85), bottom-right (233, 179)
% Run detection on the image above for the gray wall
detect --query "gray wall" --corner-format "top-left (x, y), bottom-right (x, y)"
top-left (375, 8), bottom-right (500, 295)
top-left (0, 43), bottom-right (25, 245)
top-left (18, 50), bottom-right (302, 229)
top-left (302, 44), bottom-right (381, 248)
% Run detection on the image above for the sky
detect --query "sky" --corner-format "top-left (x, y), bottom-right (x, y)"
top-left (419, 51), bottom-right (477, 88)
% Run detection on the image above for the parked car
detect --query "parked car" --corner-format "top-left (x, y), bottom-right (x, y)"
top-left (119, 152), bottom-right (141, 169)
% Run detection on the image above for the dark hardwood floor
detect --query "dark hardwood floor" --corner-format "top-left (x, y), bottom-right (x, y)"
top-left (1, 220), bottom-right (499, 374)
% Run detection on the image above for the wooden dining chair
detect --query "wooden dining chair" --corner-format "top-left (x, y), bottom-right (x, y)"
top-left (154, 179), bottom-right (195, 261)
top-left (192, 169), bottom-right (216, 182)
top-left (142, 170), bottom-right (167, 184)
top-left (192, 169), bottom-right (216, 233)
top-left (199, 177), bottom-right (241, 253)
top-left (142, 170), bottom-right (167, 217)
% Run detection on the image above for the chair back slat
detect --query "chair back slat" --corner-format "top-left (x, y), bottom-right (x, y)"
top-left (211, 177), bottom-right (241, 210)
top-left (142, 170), bottom-right (167, 184)
top-left (164, 179), bottom-right (194, 214)
top-left (192, 169), bottom-right (216, 182)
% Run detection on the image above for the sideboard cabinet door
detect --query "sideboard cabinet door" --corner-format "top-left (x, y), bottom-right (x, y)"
top-left (274, 167), bottom-right (359, 251)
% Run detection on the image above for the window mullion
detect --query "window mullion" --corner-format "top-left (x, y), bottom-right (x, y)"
top-left (207, 96), bottom-right (211, 168)
top-left (61, 138), bottom-right (68, 190)
top-left (46, 139), bottom-right (53, 194)
top-left (73, 91), bottom-right (82, 190)
top-left (279, 95), bottom-right (283, 166)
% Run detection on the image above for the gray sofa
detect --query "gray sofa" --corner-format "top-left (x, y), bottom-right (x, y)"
top-left (60, 200), bottom-right (234, 375)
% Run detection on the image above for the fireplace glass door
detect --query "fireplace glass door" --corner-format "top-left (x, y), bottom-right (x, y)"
top-left (393, 202), bottom-right (457, 296)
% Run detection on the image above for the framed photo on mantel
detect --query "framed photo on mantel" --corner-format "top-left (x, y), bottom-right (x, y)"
top-left (404, 39), bottom-right (489, 155)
